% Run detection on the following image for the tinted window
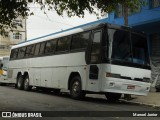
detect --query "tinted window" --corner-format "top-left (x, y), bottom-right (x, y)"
top-left (39, 42), bottom-right (46, 55)
top-left (35, 44), bottom-right (40, 56)
top-left (131, 33), bottom-right (149, 65)
top-left (91, 31), bottom-right (101, 63)
top-left (110, 29), bottom-right (131, 62)
top-left (18, 47), bottom-right (26, 58)
top-left (45, 40), bottom-right (56, 54)
top-left (71, 32), bottom-right (90, 50)
top-left (10, 49), bottom-right (19, 59)
top-left (26, 45), bottom-right (35, 57)
top-left (57, 36), bottom-right (70, 52)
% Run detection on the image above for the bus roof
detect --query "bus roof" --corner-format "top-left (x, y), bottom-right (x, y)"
top-left (11, 18), bottom-right (143, 49)
top-left (12, 21), bottom-right (107, 49)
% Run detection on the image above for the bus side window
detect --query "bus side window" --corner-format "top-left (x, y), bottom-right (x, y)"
top-left (45, 40), bottom-right (56, 54)
top-left (57, 36), bottom-right (71, 52)
top-left (34, 43), bottom-right (40, 56)
top-left (71, 32), bottom-right (90, 50)
top-left (26, 45), bottom-right (35, 57)
top-left (11, 49), bottom-right (19, 60)
top-left (90, 31), bottom-right (101, 63)
top-left (39, 42), bottom-right (46, 55)
top-left (10, 50), bottom-right (15, 60)
top-left (18, 47), bottom-right (26, 59)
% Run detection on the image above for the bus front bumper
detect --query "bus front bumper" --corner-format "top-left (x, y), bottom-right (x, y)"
top-left (102, 77), bottom-right (151, 96)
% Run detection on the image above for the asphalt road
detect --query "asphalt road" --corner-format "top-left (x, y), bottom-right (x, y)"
top-left (0, 85), bottom-right (159, 120)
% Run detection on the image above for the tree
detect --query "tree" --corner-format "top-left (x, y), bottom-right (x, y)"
top-left (0, 0), bottom-right (143, 35)
top-left (0, 0), bottom-right (29, 35)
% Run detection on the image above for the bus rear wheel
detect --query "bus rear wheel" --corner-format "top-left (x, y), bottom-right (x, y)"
top-left (70, 76), bottom-right (85, 100)
top-left (105, 92), bottom-right (121, 102)
top-left (17, 75), bottom-right (24, 90)
top-left (24, 75), bottom-right (32, 91)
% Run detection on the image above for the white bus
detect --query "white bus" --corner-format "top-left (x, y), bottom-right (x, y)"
top-left (7, 23), bottom-right (151, 101)
top-left (0, 56), bottom-right (9, 85)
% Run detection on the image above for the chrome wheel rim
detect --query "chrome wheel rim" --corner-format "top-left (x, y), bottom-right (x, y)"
top-left (72, 81), bottom-right (80, 95)
top-left (24, 78), bottom-right (29, 89)
top-left (18, 77), bottom-right (22, 88)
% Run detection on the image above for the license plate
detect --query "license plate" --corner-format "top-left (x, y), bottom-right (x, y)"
top-left (127, 85), bottom-right (135, 89)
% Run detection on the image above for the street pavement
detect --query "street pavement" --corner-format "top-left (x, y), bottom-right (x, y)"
top-left (0, 85), bottom-right (160, 120)
top-left (123, 91), bottom-right (160, 107)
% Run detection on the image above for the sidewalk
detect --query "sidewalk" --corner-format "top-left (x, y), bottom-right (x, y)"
top-left (87, 91), bottom-right (160, 107)
top-left (124, 92), bottom-right (160, 107)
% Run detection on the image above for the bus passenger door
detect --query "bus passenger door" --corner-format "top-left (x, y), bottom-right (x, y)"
top-left (86, 30), bottom-right (102, 92)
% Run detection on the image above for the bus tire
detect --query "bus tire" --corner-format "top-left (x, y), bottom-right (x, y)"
top-left (70, 76), bottom-right (86, 100)
top-left (24, 75), bottom-right (31, 91)
top-left (17, 75), bottom-right (24, 90)
top-left (105, 92), bottom-right (121, 102)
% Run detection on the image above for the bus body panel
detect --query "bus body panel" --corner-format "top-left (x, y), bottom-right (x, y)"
top-left (7, 23), bottom-right (151, 98)
top-left (102, 78), bottom-right (150, 96)
top-left (101, 64), bottom-right (151, 95)
top-left (85, 64), bottom-right (110, 92)
top-left (8, 52), bottom-right (87, 89)
top-left (110, 65), bottom-right (151, 79)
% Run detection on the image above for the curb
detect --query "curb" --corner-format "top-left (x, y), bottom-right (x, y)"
top-left (120, 99), bottom-right (160, 109)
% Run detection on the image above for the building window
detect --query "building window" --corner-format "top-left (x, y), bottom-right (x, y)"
top-left (0, 45), bottom-right (5, 49)
top-left (0, 45), bottom-right (10, 50)
top-left (12, 20), bottom-right (22, 26)
top-left (13, 33), bottom-right (22, 40)
top-left (151, 0), bottom-right (160, 8)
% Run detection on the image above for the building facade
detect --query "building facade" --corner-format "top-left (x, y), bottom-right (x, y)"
top-left (0, 18), bottom-right (26, 57)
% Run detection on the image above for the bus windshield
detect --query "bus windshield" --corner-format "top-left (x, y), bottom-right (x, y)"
top-left (108, 29), bottom-right (150, 66)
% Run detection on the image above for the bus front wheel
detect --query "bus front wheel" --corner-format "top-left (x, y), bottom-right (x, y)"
top-left (70, 76), bottom-right (86, 100)
top-left (105, 92), bottom-right (121, 102)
